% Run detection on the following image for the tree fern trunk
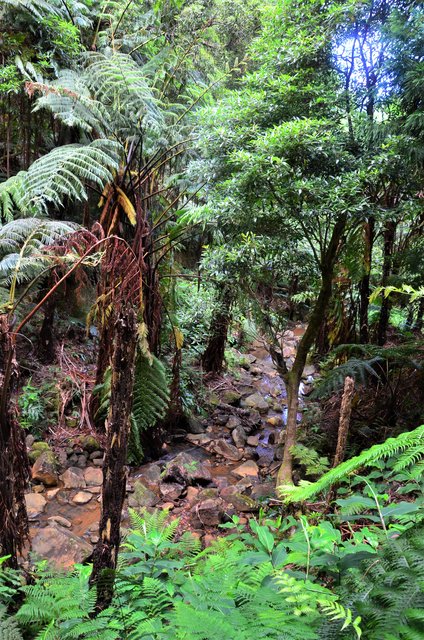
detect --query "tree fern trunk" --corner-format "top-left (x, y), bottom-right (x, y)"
top-left (0, 314), bottom-right (29, 568)
top-left (90, 307), bottom-right (137, 610)
top-left (333, 376), bottom-right (355, 468)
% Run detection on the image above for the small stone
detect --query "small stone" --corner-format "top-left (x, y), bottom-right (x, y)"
top-left (46, 488), bottom-right (60, 500)
top-left (267, 416), bottom-right (282, 427)
top-left (302, 364), bottom-right (316, 378)
top-left (72, 491), bottom-right (93, 505)
top-left (86, 485), bottom-right (102, 494)
top-left (251, 483), bottom-right (276, 500)
top-left (232, 425), bottom-right (247, 448)
top-left (160, 482), bottom-right (184, 501)
top-left (212, 439), bottom-right (242, 461)
top-left (78, 435), bottom-right (101, 453)
top-left (186, 434), bottom-right (212, 445)
top-left (48, 516), bottom-right (72, 529)
top-left (28, 442), bottom-right (50, 463)
top-left (247, 435), bottom-right (259, 447)
top-left (26, 434), bottom-right (35, 448)
top-left (84, 467), bottom-right (103, 486)
top-left (92, 458), bottom-right (103, 466)
top-left (32, 484), bottom-right (45, 494)
top-left (232, 460), bottom-right (259, 478)
top-left (163, 452), bottom-right (212, 486)
top-left (90, 535), bottom-right (99, 544)
top-left (60, 467), bottom-right (86, 489)
top-left (186, 486), bottom-right (200, 504)
top-left (214, 413), bottom-right (230, 426)
top-left (89, 451), bottom-right (103, 460)
top-left (223, 491), bottom-right (258, 512)
top-left (25, 493), bottom-right (46, 519)
top-left (236, 477), bottom-right (253, 490)
top-left (203, 534), bottom-right (215, 547)
top-left (161, 502), bottom-right (174, 511)
top-left (226, 416), bottom-right (241, 430)
top-left (76, 455), bottom-right (87, 469)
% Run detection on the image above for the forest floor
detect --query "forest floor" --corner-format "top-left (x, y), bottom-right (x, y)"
top-left (24, 324), bottom-right (317, 569)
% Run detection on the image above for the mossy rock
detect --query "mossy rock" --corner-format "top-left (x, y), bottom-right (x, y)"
top-left (78, 435), bottom-right (101, 453)
top-left (29, 441), bottom-right (51, 463)
top-left (221, 390), bottom-right (242, 406)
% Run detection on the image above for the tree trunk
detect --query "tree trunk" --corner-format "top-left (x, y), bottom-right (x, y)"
top-left (0, 314), bottom-right (29, 568)
top-left (276, 216), bottom-right (346, 486)
top-left (413, 298), bottom-right (424, 332)
top-left (358, 218), bottom-right (375, 343)
top-left (38, 294), bottom-right (57, 363)
top-left (202, 285), bottom-right (234, 374)
top-left (333, 376), bottom-right (355, 468)
top-left (90, 307), bottom-right (138, 611)
top-left (377, 221), bottom-right (396, 346)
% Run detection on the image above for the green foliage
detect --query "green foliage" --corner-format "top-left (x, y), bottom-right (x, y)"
top-left (282, 424), bottom-right (424, 503)
top-left (347, 522), bottom-right (424, 640)
top-left (18, 380), bottom-right (46, 434)
top-left (291, 444), bottom-right (330, 478)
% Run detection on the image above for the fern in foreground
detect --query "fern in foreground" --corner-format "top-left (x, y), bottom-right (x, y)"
top-left (281, 424), bottom-right (424, 503)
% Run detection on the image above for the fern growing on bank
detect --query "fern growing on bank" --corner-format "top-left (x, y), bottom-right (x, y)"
top-left (281, 424), bottom-right (424, 503)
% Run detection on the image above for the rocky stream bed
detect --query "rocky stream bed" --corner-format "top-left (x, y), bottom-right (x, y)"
top-left (24, 326), bottom-right (316, 568)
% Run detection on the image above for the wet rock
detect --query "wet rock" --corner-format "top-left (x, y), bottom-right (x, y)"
top-left (163, 452), bottom-right (212, 486)
top-left (214, 413), bottom-right (230, 426)
top-left (26, 434), bottom-right (35, 448)
top-left (221, 390), bottom-right (242, 406)
top-left (135, 463), bottom-right (162, 491)
top-left (223, 491), bottom-right (258, 512)
top-left (232, 460), bottom-right (259, 478)
top-left (186, 486), bottom-right (200, 504)
top-left (25, 493), bottom-right (46, 519)
top-left (72, 491), bottom-right (93, 505)
top-left (32, 525), bottom-right (91, 569)
top-left (226, 416), bottom-right (241, 430)
top-left (90, 451), bottom-right (103, 460)
top-left (160, 482), bottom-right (184, 501)
top-left (244, 393), bottom-right (269, 413)
top-left (84, 467), bottom-right (103, 486)
top-left (60, 467), bottom-right (86, 489)
top-left (191, 498), bottom-right (224, 527)
top-left (267, 416), bottom-right (282, 427)
top-left (78, 435), bottom-right (101, 453)
top-left (46, 488), bottom-right (60, 500)
top-left (212, 439), bottom-right (242, 461)
top-left (186, 433), bottom-right (212, 445)
top-left (231, 425), bottom-right (247, 448)
top-left (187, 416), bottom-right (205, 434)
top-left (48, 515), bottom-right (72, 529)
top-left (246, 435), bottom-right (259, 447)
top-left (130, 480), bottom-right (159, 507)
top-left (76, 455), bottom-right (87, 469)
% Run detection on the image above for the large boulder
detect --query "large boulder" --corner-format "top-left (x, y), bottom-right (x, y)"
top-left (32, 450), bottom-right (59, 487)
top-left (162, 452), bottom-right (212, 486)
top-left (31, 525), bottom-right (91, 569)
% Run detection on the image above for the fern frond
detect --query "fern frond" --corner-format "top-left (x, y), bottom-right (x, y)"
top-left (281, 424), bottom-right (424, 503)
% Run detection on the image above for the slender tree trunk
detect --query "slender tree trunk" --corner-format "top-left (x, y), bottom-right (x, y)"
top-left (413, 298), bottom-right (424, 332)
top-left (333, 376), bottom-right (355, 468)
top-left (358, 218), bottom-right (375, 343)
top-left (0, 314), bottom-right (29, 568)
top-left (202, 284), bottom-right (234, 374)
top-left (377, 221), bottom-right (396, 346)
top-left (38, 294), bottom-right (57, 363)
top-left (276, 216), bottom-right (346, 486)
top-left (90, 307), bottom-right (138, 610)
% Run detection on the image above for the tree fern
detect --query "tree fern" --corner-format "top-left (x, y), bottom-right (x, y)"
top-left (281, 424), bottom-right (424, 503)
top-left (129, 352), bottom-right (170, 464)
top-left (0, 140), bottom-right (119, 218)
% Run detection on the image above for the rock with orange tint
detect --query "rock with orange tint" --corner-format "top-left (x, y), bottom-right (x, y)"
top-left (31, 525), bottom-right (91, 569)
